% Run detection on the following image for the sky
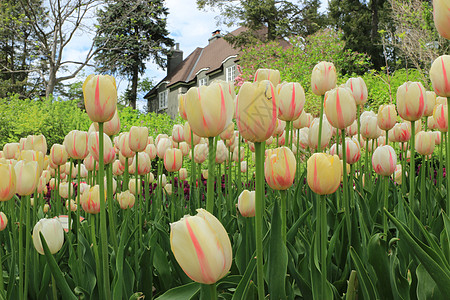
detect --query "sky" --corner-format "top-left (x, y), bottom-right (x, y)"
top-left (60, 0), bottom-right (328, 111)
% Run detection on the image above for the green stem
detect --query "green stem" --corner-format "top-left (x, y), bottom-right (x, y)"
top-left (98, 122), bottom-right (111, 299)
top-left (285, 121), bottom-right (291, 149)
top-left (190, 132), bottom-right (196, 214)
top-left (24, 194), bottom-right (31, 299)
top-left (254, 142), bottom-right (265, 300)
top-left (18, 195), bottom-right (25, 300)
top-left (341, 129), bottom-right (351, 243)
top-left (319, 195), bottom-right (327, 293)
top-left (420, 156), bottom-right (426, 224)
top-left (317, 95), bottom-right (325, 152)
top-left (439, 135), bottom-right (444, 190)
top-left (124, 158), bottom-right (129, 190)
top-left (357, 105), bottom-right (362, 181)
top-left (51, 275), bottom-right (57, 300)
top-left (76, 160), bottom-right (82, 279)
top-left (206, 137), bottom-right (216, 214)
top-left (280, 190), bottom-right (287, 244)
top-left (56, 166), bottom-right (61, 217)
top-left (106, 163), bottom-right (117, 252)
top-left (201, 283), bottom-right (217, 300)
top-left (409, 121), bottom-right (417, 234)
top-left (238, 134), bottom-right (242, 194)
top-left (383, 175), bottom-right (389, 238)
top-left (90, 215), bottom-right (103, 300)
top-left (68, 160), bottom-right (73, 234)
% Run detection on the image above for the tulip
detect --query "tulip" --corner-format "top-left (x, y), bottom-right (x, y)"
top-left (158, 174), bottom-right (167, 187)
top-left (80, 185), bottom-right (104, 214)
top-left (65, 199), bottom-right (77, 212)
top-left (164, 184), bottom-right (173, 196)
top-left (129, 152), bottom-right (151, 175)
top-left (50, 144), bottom-right (68, 166)
top-left (194, 143), bottom-right (208, 164)
top-left (346, 120), bottom-right (358, 136)
top-left (360, 113), bottom-right (380, 140)
top-left (396, 81), bottom-right (425, 121)
top-left (112, 160), bottom-right (124, 176)
top-left (179, 168), bottom-right (188, 181)
top-left (394, 165), bottom-right (403, 185)
top-left (308, 117), bottom-right (332, 150)
top-left (254, 68), bottom-right (281, 86)
top-left (298, 128), bottom-right (309, 149)
top-left (372, 145), bottom-right (397, 176)
top-left (428, 116), bottom-right (438, 130)
top-left (157, 138), bottom-right (172, 159)
top-left (0, 212), bottom-right (7, 231)
top-left (237, 190), bottom-right (255, 217)
top-left (345, 77), bottom-right (368, 105)
top-left (128, 178), bottom-right (141, 196)
top-left (0, 163), bottom-right (16, 201)
top-left (83, 74), bottom-right (117, 123)
top-left (88, 132), bottom-right (115, 164)
top-left (164, 148), bottom-right (183, 172)
top-left (324, 87), bottom-right (356, 129)
top-left (264, 147), bottom-right (296, 190)
top-left (220, 123), bottom-right (235, 140)
top-left (64, 130), bottom-right (89, 160)
top-left (178, 142), bottom-right (190, 157)
top-left (232, 146), bottom-right (244, 162)
top-left (236, 80), bottom-right (278, 142)
top-left (129, 126), bottom-right (148, 153)
top-left (377, 104), bottom-right (397, 131)
top-left (185, 82), bottom-right (234, 138)
top-left (118, 132), bottom-right (134, 158)
top-left (330, 138), bottom-right (361, 165)
top-left (241, 161), bottom-right (248, 173)
top-left (424, 91), bottom-right (437, 117)
top-left (215, 141), bottom-right (228, 164)
top-left (3, 143), bottom-right (20, 160)
top-left (59, 182), bottom-right (74, 199)
top-left (377, 136), bottom-right (386, 146)
top-left (277, 82), bottom-right (305, 121)
top-left (311, 61), bottom-right (337, 96)
top-left (33, 218), bottom-right (64, 255)
top-left (83, 154), bottom-right (96, 171)
top-left (183, 122), bottom-right (201, 145)
top-left (170, 208), bottom-right (232, 284)
top-left (25, 134), bottom-right (47, 155)
top-left (433, 0), bottom-right (450, 39)
top-left (293, 111), bottom-right (313, 129)
top-left (434, 131), bottom-right (442, 145)
top-left (145, 144), bottom-right (157, 160)
top-left (178, 93), bottom-right (188, 120)
top-left (102, 109), bottom-right (121, 136)
top-left (265, 136), bottom-right (274, 146)
top-left (415, 131), bottom-right (435, 156)
top-left (393, 122), bottom-right (411, 143)
top-left (433, 104), bottom-right (448, 132)
top-left (172, 124), bottom-right (185, 143)
top-left (202, 169), bottom-right (208, 180)
top-left (14, 160), bottom-right (39, 196)
top-left (117, 190), bottom-right (135, 209)
top-left (307, 153), bottom-right (341, 195)
top-left (43, 204), bottom-right (49, 214)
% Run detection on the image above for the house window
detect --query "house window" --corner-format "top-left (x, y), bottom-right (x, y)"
top-left (158, 90), bottom-right (168, 109)
top-left (199, 77), bottom-right (208, 86)
top-left (226, 65), bottom-right (236, 82)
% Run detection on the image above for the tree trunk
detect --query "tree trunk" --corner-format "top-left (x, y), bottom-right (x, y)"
top-left (46, 66), bottom-right (56, 98)
top-left (130, 62), bottom-right (139, 110)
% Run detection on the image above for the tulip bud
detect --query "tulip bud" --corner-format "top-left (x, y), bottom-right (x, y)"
top-left (434, 131), bottom-right (442, 145)
top-left (102, 109), bottom-right (121, 136)
top-left (158, 174), bottom-right (167, 186)
top-left (307, 153), bottom-right (341, 195)
top-left (254, 68), bottom-right (281, 86)
top-left (185, 82), bottom-right (234, 137)
top-left (14, 160), bottom-right (39, 196)
top-left (415, 131), bottom-right (435, 156)
top-left (183, 122), bottom-right (201, 145)
top-left (0, 212), bottom-right (7, 231)
top-left (308, 117), bottom-right (332, 150)
top-left (433, 104), bottom-right (448, 132)
top-left (293, 111), bottom-right (313, 129)
top-left (83, 154), bottom-right (96, 172)
top-left (424, 91), bottom-right (437, 117)
top-left (25, 134), bottom-right (47, 155)
top-left (83, 74), bottom-right (117, 123)
top-left (194, 143), bottom-right (208, 164)
top-left (202, 169), bottom-right (208, 180)
top-left (360, 113), bottom-right (380, 140)
top-left (433, 0), bottom-right (450, 39)
top-left (164, 148), bottom-right (183, 172)
top-left (396, 81), bottom-right (426, 121)
top-left (237, 190), bottom-right (255, 217)
top-left (178, 93), bottom-right (188, 120)
top-left (0, 163), bottom-right (16, 201)
top-left (277, 82), bottom-right (305, 121)
top-left (88, 132), bottom-right (115, 164)
top-left (264, 147), bottom-right (296, 190)
top-left (50, 144), bottom-right (68, 166)
top-left (129, 126), bottom-right (148, 152)
top-left (273, 119), bottom-right (286, 137)
top-left (3, 143), bottom-right (20, 160)
top-left (164, 184), bottom-right (173, 196)
top-left (145, 144), bottom-right (157, 160)
top-left (311, 61), bottom-right (337, 96)
top-left (117, 190), bottom-right (135, 209)
top-left (112, 160), bottom-right (124, 176)
top-left (241, 161), bottom-right (248, 173)
top-left (428, 116), bottom-right (438, 130)
top-left (377, 104), bottom-right (397, 130)
top-left (232, 146), bottom-right (244, 163)
top-left (157, 138), bottom-right (172, 159)
top-left (172, 124), bottom-right (185, 143)
top-left (130, 152), bottom-right (151, 175)
top-left (59, 182), bottom-right (74, 199)
top-left (170, 208), bottom-right (232, 284)
top-left (32, 218), bottom-right (64, 255)
top-left (394, 165), bottom-right (403, 185)
top-left (118, 132), bottom-right (134, 158)
top-left (220, 123), bottom-right (234, 140)
top-left (65, 199), bottom-right (77, 212)
top-left (372, 145), bottom-right (397, 176)
top-left (43, 204), bottom-right (49, 214)
top-left (345, 77), bottom-right (368, 105)
top-left (324, 87), bottom-right (357, 129)
top-left (128, 178), bottom-right (141, 196)
top-left (393, 122), bottom-right (411, 143)
top-left (236, 80), bottom-right (278, 142)
top-left (80, 185), bottom-right (104, 214)
top-left (64, 130), bottom-right (89, 160)
top-left (179, 168), bottom-right (188, 181)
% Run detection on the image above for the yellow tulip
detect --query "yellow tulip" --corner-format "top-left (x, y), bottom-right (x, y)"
top-left (164, 148), bottom-right (183, 172)
top-left (324, 87), bottom-right (356, 129)
top-left (0, 212), bottom-right (7, 231)
top-left (307, 153), bottom-right (341, 195)
top-left (102, 109), bottom-right (121, 136)
top-left (83, 74), bottom-right (117, 123)
top-left (128, 178), bottom-right (141, 196)
top-left (424, 91), bottom-right (437, 117)
top-left (311, 61), bottom-right (337, 96)
top-left (264, 147), bottom-right (296, 190)
top-left (50, 144), bottom-right (68, 166)
top-left (415, 131), bottom-right (435, 156)
top-left (185, 82), bottom-right (234, 137)
top-left (14, 160), bottom-right (39, 196)
top-left (377, 104), bottom-right (397, 131)
top-left (345, 77), bottom-right (368, 105)
top-left (24, 134), bottom-right (47, 155)
top-left (277, 82), bottom-right (305, 121)
top-left (254, 68), bottom-right (281, 86)
top-left (0, 163), bottom-right (16, 201)
top-left (178, 93), bottom-right (188, 120)
top-left (129, 126), bottom-right (148, 153)
top-left (117, 190), bottom-right (135, 209)
top-left (64, 130), bottom-right (89, 160)
top-left (80, 185), bottom-right (104, 214)
top-left (170, 208), bottom-right (232, 284)
top-left (172, 124), bottom-right (185, 143)
top-left (396, 81), bottom-right (426, 121)
top-left (236, 80), bottom-right (278, 142)
top-left (433, 0), bottom-right (450, 39)
top-left (3, 143), bottom-right (20, 160)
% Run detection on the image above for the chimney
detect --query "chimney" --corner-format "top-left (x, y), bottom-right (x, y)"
top-left (208, 29), bottom-right (223, 44)
top-left (167, 43), bottom-right (183, 75)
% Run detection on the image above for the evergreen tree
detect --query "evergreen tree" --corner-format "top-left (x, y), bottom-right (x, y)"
top-left (94, 0), bottom-right (174, 109)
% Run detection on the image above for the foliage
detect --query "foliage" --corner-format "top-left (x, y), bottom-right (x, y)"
top-left (0, 94), bottom-right (91, 149)
top-left (94, 0), bottom-right (174, 109)
top-left (237, 28), bottom-right (371, 115)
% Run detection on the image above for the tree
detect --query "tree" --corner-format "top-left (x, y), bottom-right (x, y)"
top-left (93, 0), bottom-right (174, 109)
top-left (328, 0), bottom-right (389, 69)
top-left (197, 0), bottom-right (326, 45)
top-left (13, 0), bottom-right (104, 97)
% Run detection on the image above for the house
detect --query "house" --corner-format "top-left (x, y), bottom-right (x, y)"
top-left (144, 26), bottom-right (290, 118)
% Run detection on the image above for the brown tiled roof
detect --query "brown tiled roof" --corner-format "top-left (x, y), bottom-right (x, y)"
top-left (145, 26), bottom-right (290, 98)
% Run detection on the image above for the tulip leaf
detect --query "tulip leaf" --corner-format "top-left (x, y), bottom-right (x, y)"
top-left (349, 246), bottom-right (378, 300)
top-left (286, 206), bottom-right (312, 243)
top-left (154, 282), bottom-right (200, 300)
top-left (384, 209), bottom-right (450, 296)
top-left (441, 212), bottom-right (450, 264)
top-left (267, 199), bottom-right (288, 300)
top-left (310, 234), bottom-right (333, 300)
top-left (416, 263), bottom-right (444, 300)
top-left (389, 253), bottom-right (410, 300)
top-left (113, 212), bottom-right (128, 300)
top-left (231, 251), bottom-right (257, 300)
top-left (39, 232), bottom-right (77, 300)
top-left (368, 233), bottom-right (394, 300)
